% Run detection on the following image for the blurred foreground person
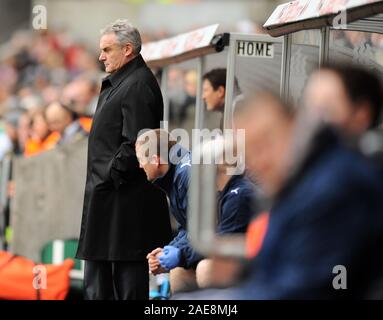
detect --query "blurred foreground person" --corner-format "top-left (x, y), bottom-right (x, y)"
top-left (304, 64), bottom-right (383, 170)
top-left (176, 92), bottom-right (383, 299)
top-left (304, 64), bottom-right (382, 138)
top-left (136, 129), bottom-right (256, 294)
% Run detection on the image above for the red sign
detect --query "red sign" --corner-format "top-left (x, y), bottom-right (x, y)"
top-left (141, 24), bottom-right (219, 62)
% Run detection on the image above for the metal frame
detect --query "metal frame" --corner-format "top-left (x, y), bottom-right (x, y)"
top-left (319, 26), bottom-right (330, 66)
top-left (0, 155), bottom-right (11, 250)
top-left (161, 66), bottom-right (169, 127)
top-left (194, 56), bottom-right (206, 131)
top-left (280, 33), bottom-right (292, 100)
top-left (342, 13), bottom-right (383, 34)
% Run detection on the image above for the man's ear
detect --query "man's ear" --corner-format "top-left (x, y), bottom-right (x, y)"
top-left (353, 102), bottom-right (373, 132)
top-left (217, 85), bottom-right (225, 99)
top-left (124, 43), bottom-right (134, 58)
top-left (152, 154), bottom-right (161, 167)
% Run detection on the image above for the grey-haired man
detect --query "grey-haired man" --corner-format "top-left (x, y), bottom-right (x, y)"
top-left (76, 19), bottom-right (172, 300)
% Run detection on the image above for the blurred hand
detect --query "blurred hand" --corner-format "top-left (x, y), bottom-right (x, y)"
top-left (7, 180), bottom-right (14, 198)
top-left (159, 245), bottom-right (181, 271)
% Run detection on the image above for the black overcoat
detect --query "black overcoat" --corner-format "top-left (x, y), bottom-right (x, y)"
top-left (76, 55), bottom-right (172, 261)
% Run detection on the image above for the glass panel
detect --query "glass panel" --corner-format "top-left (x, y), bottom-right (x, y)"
top-left (329, 29), bottom-right (383, 73)
top-left (164, 50), bottom-right (227, 143)
top-left (289, 30), bottom-right (320, 106)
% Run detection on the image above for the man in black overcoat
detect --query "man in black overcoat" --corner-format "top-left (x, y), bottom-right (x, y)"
top-left (76, 19), bottom-right (172, 300)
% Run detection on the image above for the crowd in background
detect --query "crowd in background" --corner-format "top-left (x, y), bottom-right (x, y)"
top-left (0, 28), bottom-right (214, 160)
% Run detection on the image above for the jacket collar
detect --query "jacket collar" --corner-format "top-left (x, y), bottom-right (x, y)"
top-left (218, 174), bottom-right (244, 199)
top-left (275, 125), bottom-right (339, 204)
top-left (102, 54), bottom-right (146, 88)
top-left (153, 145), bottom-right (190, 194)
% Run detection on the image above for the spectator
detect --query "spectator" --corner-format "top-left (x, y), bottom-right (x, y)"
top-left (45, 101), bottom-right (87, 145)
top-left (61, 76), bottom-right (99, 116)
top-left (24, 109), bottom-right (60, 157)
top-left (16, 111), bottom-right (31, 155)
top-left (179, 91), bottom-right (383, 299)
top-left (3, 108), bottom-right (25, 155)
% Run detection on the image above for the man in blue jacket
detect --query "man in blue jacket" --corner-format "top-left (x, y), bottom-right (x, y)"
top-left (177, 91), bottom-right (383, 299)
top-left (135, 129), bottom-right (257, 293)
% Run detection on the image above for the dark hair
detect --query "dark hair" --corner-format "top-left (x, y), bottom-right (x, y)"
top-left (203, 68), bottom-right (227, 90)
top-left (321, 63), bottom-right (383, 128)
top-left (203, 68), bottom-right (240, 94)
top-left (60, 102), bottom-right (80, 121)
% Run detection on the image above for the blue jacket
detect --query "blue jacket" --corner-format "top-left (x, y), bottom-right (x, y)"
top-left (238, 128), bottom-right (383, 299)
top-left (154, 144), bottom-right (257, 269)
top-left (217, 174), bottom-right (257, 235)
top-left (153, 145), bottom-right (193, 267)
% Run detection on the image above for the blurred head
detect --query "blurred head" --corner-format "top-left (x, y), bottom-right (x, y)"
top-left (304, 64), bottom-right (383, 137)
top-left (62, 77), bottom-right (98, 114)
top-left (4, 109), bottom-right (25, 143)
top-left (31, 111), bottom-right (50, 141)
top-left (99, 19), bottom-right (141, 74)
top-left (41, 86), bottom-right (60, 105)
top-left (135, 129), bottom-right (176, 181)
top-left (45, 101), bottom-right (77, 134)
top-left (234, 92), bottom-right (295, 196)
top-left (17, 112), bottom-right (31, 150)
top-left (184, 70), bottom-right (197, 97)
top-left (202, 68), bottom-right (226, 111)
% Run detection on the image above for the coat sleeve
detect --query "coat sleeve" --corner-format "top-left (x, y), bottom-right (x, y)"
top-left (178, 237), bottom-right (205, 269)
top-left (169, 227), bottom-right (204, 269)
top-left (169, 227), bottom-right (187, 248)
top-left (243, 176), bottom-right (382, 299)
top-left (108, 81), bottom-right (163, 188)
top-left (172, 165), bottom-right (204, 269)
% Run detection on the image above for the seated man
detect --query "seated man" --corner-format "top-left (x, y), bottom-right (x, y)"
top-left (202, 68), bottom-right (241, 129)
top-left (177, 91), bottom-right (383, 300)
top-left (135, 129), bottom-right (257, 293)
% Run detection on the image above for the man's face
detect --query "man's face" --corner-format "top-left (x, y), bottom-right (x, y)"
top-left (45, 104), bottom-right (71, 133)
top-left (99, 33), bottom-right (131, 74)
top-left (202, 79), bottom-right (225, 111)
top-left (304, 70), bottom-right (370, 136)
top-left (32, 114), bottom-right (49, 140)
top-left (136, 144), bottom-right (161, 181)
top-left (237, 97), bottom-right (293, 196)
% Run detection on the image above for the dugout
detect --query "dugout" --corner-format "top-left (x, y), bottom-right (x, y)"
top-left (186, 0), bottom-right (383, 258)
